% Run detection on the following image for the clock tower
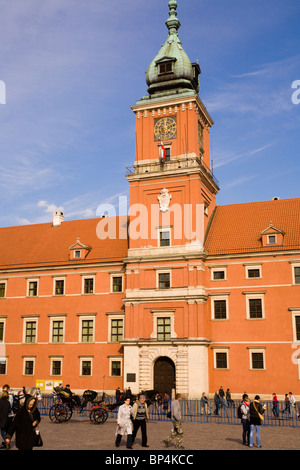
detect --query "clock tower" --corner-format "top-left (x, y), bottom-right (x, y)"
top-left (122, 0), bottom-right (219, 398)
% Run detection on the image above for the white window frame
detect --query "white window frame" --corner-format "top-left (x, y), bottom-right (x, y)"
top-left (22, 317), bottom-right (38, 344)
top-left (150, 309), bottom-right (177, 339)
top-left (211, 267), bottom-right (227, 281)
top-left (107, 313), bottom-right (125, 343)
top-left (81, 275), bottom-right (95, 295)
top-left (50, 357), bottom-right (63, 376)
top-left (109, 357), bottom-right (123, 377)
top-left (210, 294), bottom-right (229, 320)
top-left (53, 276), bottom-right (66, 296)
top-left (110, 274), bottom-right (124, 293)
top-left (291, 262), bottom-right (300, 285)
top-left (245, 265), bottom-right (262, 279)
top-left (78, 314), bottom-right (95, 343)
top-left (245, 292), bottom-right (265, 320)
top-left (158, 227), bottom-right (172, 248)
top-left (0, 279), bottom-right (7, 298)
top-left (213, 348), bottom-right (229, 369)
top-left (23, 356), bottom-right (36, 376)
top-left (156, 270), bottom-right (172, 290)
top-left (290, 309), bottom-right (300, 343)
top-left (27, 278), bottom-right (39, 297)
top-left (249, 348), bottom-right (266, 370)
top-left (80, 357), bottom-right (93, 377)
top-left (0, 317), bottom-right (6, 343)
top-left (49, 316), bottom-right (66, 343)
top-left (267, 234), bottom-right (277, 245)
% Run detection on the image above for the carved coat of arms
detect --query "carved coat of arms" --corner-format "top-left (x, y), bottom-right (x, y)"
top-left (158, 188), bottom-right (172, 213)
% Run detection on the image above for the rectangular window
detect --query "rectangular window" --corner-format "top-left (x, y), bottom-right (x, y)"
top-left (295, 267), bottom-right (300, 285)
top-left (251, 352), bottom-right (264, 369)
top-left (158, 272), bottom-right (170, 289)
top-left (295, 316), bottom-right (300, 341)
top-left (52, 321), bottom-right (64, 343)
top-left (28, 281), bottom-right (38, 297)
top-left (157, 317), bottom-right (171, 341)
top-left (55, 279), bottom-right (64, 296)
top-left (25, 321), bottom-right (37, 343)
top-left (81, 360), bottom-right (92, 376)
top-left (0, 283), bottom-right (6, 298)
top-left (268, 235), bottom-right (276, 244)
top-left (214, 300), bottom-right (227, 319)
top-left (111, 360), bottom-right (121, 377)
top-left (111, 319), bottom-right (123, 342)
top-left (0, 360), bottom-right (6, 375)
top-left (112, 276), bottom-right (123, 293)
top-left (213, 270), bottom-right (225, 280)
top-left (159, 62), bottom-right (173, 74)
top-left (52, 360), bottom-right (62, 375)
top-left (0, 322), bottom-right (4, 342)
top-left (84, 278), bottom-right (94, 294)
top-left (249, 299), bottom-right (263, 319)
top-left (24, 360), bottom-right (34, 375)
top-left (81, 320), bottom-right (94, 342)
top-left (247, 268), bottom-right (260, 278)
top-left (159, 230), bottom-right (171, 247)
top-left (216, 352), bottom-right (228, 369)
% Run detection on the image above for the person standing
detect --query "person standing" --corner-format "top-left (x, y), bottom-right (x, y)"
top-left (214, 390), bottom-right (221, 415)
top-left (0, 391), bottom-right (12, 449)
top-left (163, 393), bottom-right (184, 450)
top-left (289, 392), bottom-right (296, 418)
top-left (132, 394), bottom-right (149, 447)
top-left (249, 395), bottom-right (266, 448)
top-left (240, 394), bottom-right (250, 446)
top-left (5, 395), bottom-right (41, 451)
top-left (272, 393), bottom-right (279, 418)
top-left (115, 397), bottom-right (134, 449)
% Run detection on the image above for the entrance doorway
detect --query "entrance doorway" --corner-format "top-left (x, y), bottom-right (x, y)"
top-left (154, 356), bottom-right (175, 396)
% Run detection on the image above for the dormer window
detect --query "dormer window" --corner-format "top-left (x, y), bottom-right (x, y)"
top-left (261, 223), bottom-right (285, 247)
top-left (69, 238), bottom-right (92, 261)
top-left (159, 61), bottom-right (173, 74)
top-left (156, 57), bottom-right (176, 76)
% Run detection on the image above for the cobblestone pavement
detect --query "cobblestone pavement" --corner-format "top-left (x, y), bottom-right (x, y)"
top-left (2, 416), bottom-right (300, 451)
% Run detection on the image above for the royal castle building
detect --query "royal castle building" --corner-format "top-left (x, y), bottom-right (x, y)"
top-left (0, 1), bottom-right (299, 399)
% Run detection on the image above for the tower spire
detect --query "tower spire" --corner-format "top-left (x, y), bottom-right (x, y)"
top-left (166, 0), bottom-right (181, 35)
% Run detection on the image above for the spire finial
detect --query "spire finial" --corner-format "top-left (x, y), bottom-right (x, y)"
top-left (166, 0), bottom-right (181, 35)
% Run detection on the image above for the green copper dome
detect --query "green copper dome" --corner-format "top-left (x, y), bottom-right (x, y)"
top-left (141, 0), bottom-right (200, 102)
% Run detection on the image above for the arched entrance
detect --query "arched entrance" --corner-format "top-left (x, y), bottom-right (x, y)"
top-left (154, 356), bottom-right (175, 396)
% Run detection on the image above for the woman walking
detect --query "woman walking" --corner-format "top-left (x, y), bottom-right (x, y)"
top-left (115, 396), bottom-right (134, 449)
top-left (5, 395), bottom-right (41, 450)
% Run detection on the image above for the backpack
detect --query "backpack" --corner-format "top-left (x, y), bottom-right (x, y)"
top-left (237, 403), bottom-right (243, 419)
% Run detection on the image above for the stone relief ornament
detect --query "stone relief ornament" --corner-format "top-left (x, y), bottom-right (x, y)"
top-left (158, 188), bottom-right (172, 213)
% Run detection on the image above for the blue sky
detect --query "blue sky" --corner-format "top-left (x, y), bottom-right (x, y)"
top-left (0, 0), bottom-right (299, 227)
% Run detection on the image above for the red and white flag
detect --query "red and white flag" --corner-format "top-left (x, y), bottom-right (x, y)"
top-left (160, 141), bottom-right (166, 160)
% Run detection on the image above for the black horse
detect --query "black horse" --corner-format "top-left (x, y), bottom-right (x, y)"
top-left (106, 389), bottom-right (162, 411)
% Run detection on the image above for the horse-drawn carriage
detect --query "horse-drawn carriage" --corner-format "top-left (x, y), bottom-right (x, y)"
top-left (49, 387), bottom-right (109, 424)
top-left (49, 387), bottom-right (163, 424)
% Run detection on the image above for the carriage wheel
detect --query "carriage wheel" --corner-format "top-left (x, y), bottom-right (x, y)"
top-left (49, 403), bottom-right (72, 423)
top-left (89, 408), bottom-right (108, 424)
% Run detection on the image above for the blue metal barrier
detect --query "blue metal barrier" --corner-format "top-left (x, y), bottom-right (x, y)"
top-left (38, 395), bottom-right (300, 428)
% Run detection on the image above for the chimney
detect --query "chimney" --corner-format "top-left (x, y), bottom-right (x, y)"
top-left (53, 210), bottom-right (65, 227)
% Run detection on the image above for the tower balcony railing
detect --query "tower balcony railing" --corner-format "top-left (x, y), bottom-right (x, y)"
top-left (126, 154), bottom-right (219, 187)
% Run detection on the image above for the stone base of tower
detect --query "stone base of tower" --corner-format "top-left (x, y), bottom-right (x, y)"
top-left (122, 340), bottom-right (209, 399)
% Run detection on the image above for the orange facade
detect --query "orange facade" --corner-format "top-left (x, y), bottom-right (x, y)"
top-left (0, 2), bottom-right (299, 399)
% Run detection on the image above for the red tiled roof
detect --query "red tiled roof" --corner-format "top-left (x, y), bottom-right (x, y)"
top-left (204, 198), bottom-right (300, 255)
top-left (0, 217), bottom-right (128, 270)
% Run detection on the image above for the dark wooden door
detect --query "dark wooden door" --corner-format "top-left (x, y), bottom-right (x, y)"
top-left (154, 357), bottom-right (175, 396)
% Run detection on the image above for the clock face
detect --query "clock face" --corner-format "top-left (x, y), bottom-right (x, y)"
top-left (154, 117), bottom-right (177, 141)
